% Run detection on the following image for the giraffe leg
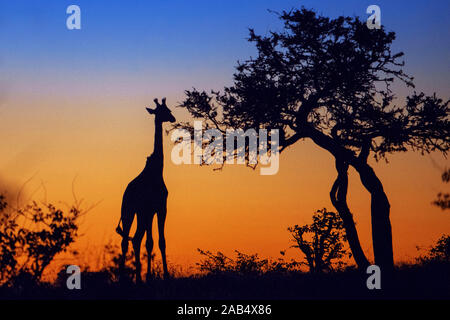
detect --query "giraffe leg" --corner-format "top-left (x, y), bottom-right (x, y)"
top-left (157, 207), bottom-right (169, 279)
top-left (145, 214), bottom-right (155, 283)
top-left (132, 213), bottom-right (146, 284)
top-left (119, 206), bottom-right (134, 280)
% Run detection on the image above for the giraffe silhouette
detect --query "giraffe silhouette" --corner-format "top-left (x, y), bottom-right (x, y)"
top-left (116, 97), bottom-right (175, 283)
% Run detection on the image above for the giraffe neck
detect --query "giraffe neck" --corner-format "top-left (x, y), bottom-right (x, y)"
top-left (152, 119), bottom-right (164, 166)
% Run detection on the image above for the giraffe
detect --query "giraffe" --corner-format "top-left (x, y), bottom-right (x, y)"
top-left (116, 97), bottom-right (175, 283)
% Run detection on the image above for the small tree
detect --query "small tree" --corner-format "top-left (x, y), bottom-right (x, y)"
top-left (288, 208), bottom-right (349, 273)
top-left (0, 195), bottom-right (84, 283)
top-left (18, 202), bottom-right (81, 281)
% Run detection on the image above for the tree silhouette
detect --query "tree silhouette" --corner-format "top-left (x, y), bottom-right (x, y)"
top-left (288, 208), bottom-right (348, 273)
top-left (433, 169), bottom-right (450, 210)
top-left (0, 195), bottom-right (20, 283)
top-left (0, 194), bottom-right (84, 283)
top-left (176, 8), bottom-right (450, 272)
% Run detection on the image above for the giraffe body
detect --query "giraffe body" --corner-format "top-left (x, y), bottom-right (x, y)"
top-left (122, 156), bottom-right (168, 217)
top-left (117, 98), bottom-right (175, 283)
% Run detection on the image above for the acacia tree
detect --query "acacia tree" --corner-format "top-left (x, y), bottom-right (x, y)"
top-left (176, 8), bottom-right (450, 272)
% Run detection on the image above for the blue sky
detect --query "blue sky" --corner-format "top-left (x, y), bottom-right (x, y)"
top-left (0, 0), bottom-right (448, 99)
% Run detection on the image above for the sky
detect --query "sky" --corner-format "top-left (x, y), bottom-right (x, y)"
top-left (0, 0), bottom-right (449, 273)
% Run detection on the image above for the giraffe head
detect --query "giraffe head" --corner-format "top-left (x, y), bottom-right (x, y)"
top-left (146, 97), bottom-right (176, 123)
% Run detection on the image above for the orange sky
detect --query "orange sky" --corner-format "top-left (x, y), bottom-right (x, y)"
top-left (0, 92), bottom-right (448, 274)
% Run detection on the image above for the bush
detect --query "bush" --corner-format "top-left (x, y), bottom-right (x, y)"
top-left (417, 234), bottom-right (450, 264)
top-left (0, 195), bottom-right (83, 284)
top-left (196, 249), bottom-right (299, 276)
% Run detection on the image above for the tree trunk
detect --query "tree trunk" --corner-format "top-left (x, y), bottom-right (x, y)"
top-left (330, 159), bottom-right (370, 270)
top-left (352, 160), bottom-right (394, 274)
top-left (305, 126), bottom-right (394, 273)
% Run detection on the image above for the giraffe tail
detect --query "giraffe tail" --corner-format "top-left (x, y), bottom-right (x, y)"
top-left (115, 219), bottom-right (133, 241)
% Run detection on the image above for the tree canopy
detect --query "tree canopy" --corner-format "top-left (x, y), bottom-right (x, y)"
top-left (178, 8), bottom-right (449, 162)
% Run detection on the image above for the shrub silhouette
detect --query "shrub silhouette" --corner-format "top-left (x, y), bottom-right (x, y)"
top-left (417, 234), bottom-right (450, 263)
top-left (196, 249), bottom-right (299, 276)
top-left (0, 194), bottom-right (83, 283)
top-left (0, 195), bottom-right (21, 283)
top-left (288, 208), bottom-right (349, 273)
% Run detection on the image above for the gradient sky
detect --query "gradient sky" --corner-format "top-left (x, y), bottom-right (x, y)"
top-left (0, 1), bottom-right (449, 274)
